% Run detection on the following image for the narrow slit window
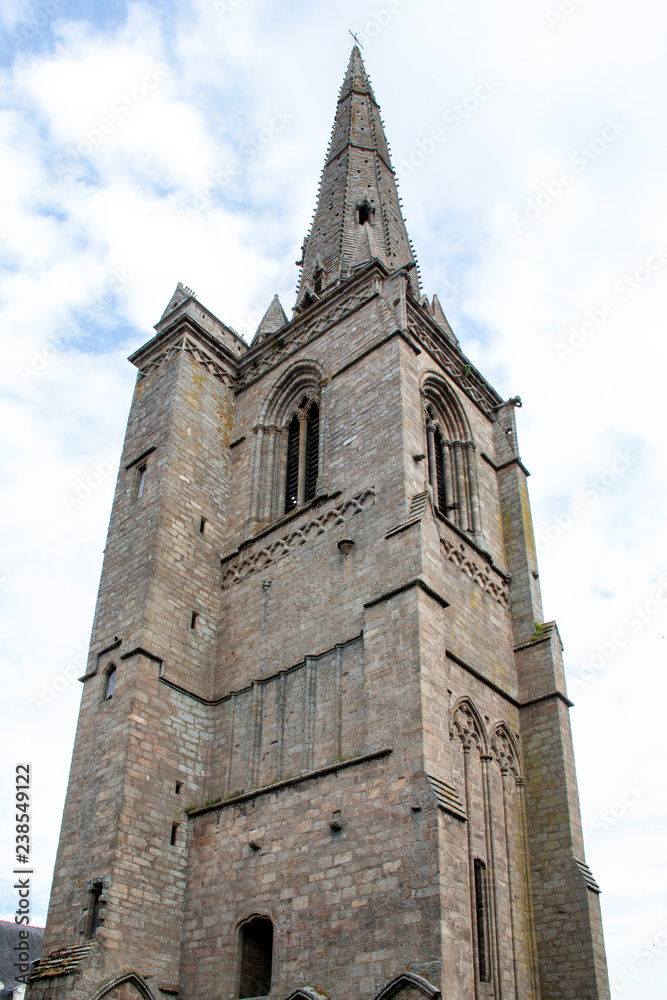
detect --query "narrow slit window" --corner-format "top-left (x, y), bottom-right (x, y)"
top-left (284, 415), bottom-right (300, 513)
top-left (305, 402), bottom-right (319, 502)
top-left (199, 518), bottom-right (207, 534)
top-left (313, 269), bottom-right (322, 294)
top-left (190, 612), bottom-right (199, 630)
top-left (87, 882), bottom-right (103, 939)
top-left (284, 400), bottom-right (320, 514)
top-left (175, 782), bottom-right (182, 795)
top-left (434, 427), bottom-right (447, 517)
top-left (104, 666), bottom-right (116, 702)
top-left (474, 860), bottom-right (490, 982)
top-left (170, 824), bottom-right (179, 846)
top-left (239, 916), bottom-right (273, 998)
top-left (136, 465), bottom-right (147, 499)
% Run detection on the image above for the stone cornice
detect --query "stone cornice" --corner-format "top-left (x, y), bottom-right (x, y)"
top-left (131, 261), bottom-right (509, 420)
top-left (406, 301), bottom-right (503, 417)
top-left (153, 292), bottom-right (247, 349)
top-left (129, 314), bottom-right (240, 377)
top-left (236, 262), bottom-right (392, 391)
top-left (185, 746), bottom-right (393, 817)
top-left (130, 325), bottom-right (238, 387)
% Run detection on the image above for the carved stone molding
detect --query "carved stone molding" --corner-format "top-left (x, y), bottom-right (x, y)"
top-left (374, 972), bottom-right (441, 1000)
top-left (491, 724), bottom-right (520, 777)
top-left (575, 859), bottom-right (601, 894)
top-left (427, 773), bottom-right (467, 821)
top-left (137, 334), bottom-right (235, 386)
top-left (452, 700), bottom-right (485, 750)
top-left (409, 318), bottom-right (501, 416)
top-left (283, 988), bottom-right (329, 1000)
top-left (221, 489), bottom-right (376, 589)
top-left (252, 424), bottom-right (283, 435)
top-left (440, 535), bottom-right (510, 608)
top-left (238, 285), bottom-right (377, 389)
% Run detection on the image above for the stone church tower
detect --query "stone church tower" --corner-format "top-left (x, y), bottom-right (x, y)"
top-left (30, 49), bottom-right (609, 1000)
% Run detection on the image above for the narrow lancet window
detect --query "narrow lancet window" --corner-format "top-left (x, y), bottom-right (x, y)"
top-left (239, 917), bottom-right (273, 998)
top-left (474, 860), bottom-right (490, 982)
top-left (284, 399), bottom-right (319, 513)
top-left (434, 427), bottom-right (448, 517)
top-left (104, 666), bottom-right (116, 701)
top-left (136, 465), bottom-right (146, 499)
top-left (424, 397), bottom-right (481, 537)
top-left (87, 882), bottom-right (103, 939)
top-left (305, 402), bottom-right (319, 503)
top-left (284, 415), bottom-right (301, 513)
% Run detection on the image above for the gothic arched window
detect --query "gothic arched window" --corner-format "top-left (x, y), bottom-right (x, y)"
top-left (284, 397), bottom-right (319, 513)
top-left (423, 385), bottom-right (482, 539)
top-left (252, 362), bottom-right (324, 525)
top-left (238, 916), bottom-right (273, 998)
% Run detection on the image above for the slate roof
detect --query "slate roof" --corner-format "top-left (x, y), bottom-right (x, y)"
top-left (29, 943), bottom-right (92, 979)
top-left (295, 46), bottom-right (421, 306)
top-left (0, 922), bottom-right (44, 993)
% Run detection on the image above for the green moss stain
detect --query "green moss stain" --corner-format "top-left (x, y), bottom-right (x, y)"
top-left (520, 477), bottom-right (537, 562)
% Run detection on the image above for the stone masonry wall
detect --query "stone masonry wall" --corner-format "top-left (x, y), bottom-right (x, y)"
top-left (181, 582), bottom-right (438, 1000)
top-left (32, 263), bottom-right (609, 1000)
top-left (37, 347), bottom-right (235, 993)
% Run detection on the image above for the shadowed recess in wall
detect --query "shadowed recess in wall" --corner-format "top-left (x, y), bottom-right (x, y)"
top-left (204, 635), bottom-right (367, 796)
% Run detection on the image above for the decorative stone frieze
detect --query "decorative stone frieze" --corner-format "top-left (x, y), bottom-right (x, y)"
top-left (439, 534), bottom-right (510, 608)
top-left (221, 488), bottom-right (376, 589)
top-left (137, 333), bottom-right (235, 386)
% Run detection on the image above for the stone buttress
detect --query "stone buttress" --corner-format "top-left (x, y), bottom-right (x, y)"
top-left (29, 48), bottom-right (609, 1000)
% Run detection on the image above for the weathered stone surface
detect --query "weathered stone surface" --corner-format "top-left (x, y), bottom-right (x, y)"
top-left (29, 46), bottom-right (609, 1000)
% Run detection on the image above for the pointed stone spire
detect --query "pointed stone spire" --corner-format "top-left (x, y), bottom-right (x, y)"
top-left (431, 294), bottom-right (460, 347)
top-left (252, 294), bottom-right (288, 343)
top-left (295, 47), bottom-right (420, 307)
top-left (160, 282), bottom-right (196, 322)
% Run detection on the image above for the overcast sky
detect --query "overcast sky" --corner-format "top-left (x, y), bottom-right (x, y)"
top-left (1, 1), bottom-right (666, 996)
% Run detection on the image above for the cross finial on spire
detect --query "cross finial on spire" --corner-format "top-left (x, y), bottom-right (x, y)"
top-left (348, 29), bottom-right (364, 49)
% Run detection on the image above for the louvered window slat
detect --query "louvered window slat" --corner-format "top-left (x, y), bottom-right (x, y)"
top-left (284, 416), bottom-right (300, 512)
top-left (305, 403), bottom-right (319, 502)
top-left (434, 428), bottom-right (447, 516)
